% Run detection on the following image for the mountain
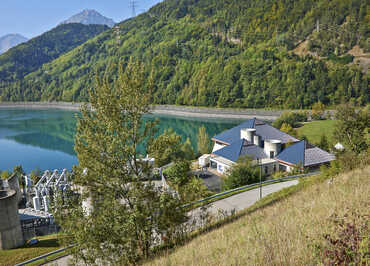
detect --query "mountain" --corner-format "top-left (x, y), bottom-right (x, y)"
top-left (61, 9), bottom-right (115, 28)
top-left (0, 23), bottom-right (109, 88)
top-left (0, 34), bottom-right (28, 54)
top-left (0, 0), bottom-right (368, 107)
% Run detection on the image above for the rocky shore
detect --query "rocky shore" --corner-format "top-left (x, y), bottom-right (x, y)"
top-left (0, 102), bottom-right (286, 120)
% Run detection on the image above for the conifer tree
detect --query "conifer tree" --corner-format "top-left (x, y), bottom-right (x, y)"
top-left (197, 126), bottom-right (211, 155)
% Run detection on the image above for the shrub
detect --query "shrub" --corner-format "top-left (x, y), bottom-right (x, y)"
top-left (320, 213), bottom-right (369, 265)
top-left (273, 111), bottom-right (308, 129)
top-left (312, 101), bottom-right (325, 120)
top-left (223, 156), bottom-right (259, 190)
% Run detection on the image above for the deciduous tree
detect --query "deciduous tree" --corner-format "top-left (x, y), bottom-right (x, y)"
top-left (54, 61), bottom-right (188, 265)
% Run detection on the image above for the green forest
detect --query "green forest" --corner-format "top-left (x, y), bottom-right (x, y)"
top-left (0, 0), bottom-right (368, 108)
top-left (0, 23), bottom-right (108, 83)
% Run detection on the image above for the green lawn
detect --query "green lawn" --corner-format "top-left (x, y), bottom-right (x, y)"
top-left (296, 120), bottom-right (337, 144)
top-left (0, 234), bottom-right (62, 266)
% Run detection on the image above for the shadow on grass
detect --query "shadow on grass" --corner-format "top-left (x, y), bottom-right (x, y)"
top-left (21, 238), bottom-right (60, 249)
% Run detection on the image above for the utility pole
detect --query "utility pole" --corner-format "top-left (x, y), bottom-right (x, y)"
top-left (316, 19), bottom-right (320, 33)
top-left (257, 158), bottom-right (262, 199)
top-left (130, 0), bottom-right (138, 17)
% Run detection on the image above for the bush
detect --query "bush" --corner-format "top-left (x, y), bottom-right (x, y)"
top-left (273, 111), bottom-right (308, 129)
top-left (223, 156), bottom-right (259, 190)
top-left (320, 213), bottom-right (369, 265)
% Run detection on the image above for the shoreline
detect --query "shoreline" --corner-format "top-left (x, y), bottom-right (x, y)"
top-left (0, 102), bottom-right (286, 120)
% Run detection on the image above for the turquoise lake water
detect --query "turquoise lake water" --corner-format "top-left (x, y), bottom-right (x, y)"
top-left (0, 108), bottom-right (244, 173)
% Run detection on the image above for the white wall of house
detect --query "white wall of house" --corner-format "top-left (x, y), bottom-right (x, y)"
top-left (210, 159), bottom-right (231, 174)
top-left (212, 142), bottom-right (226, 153)
top-left (259, 161), bottom-right (279, 176)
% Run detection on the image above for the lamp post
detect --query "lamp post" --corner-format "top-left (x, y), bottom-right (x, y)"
top-left (258, 158), bottom-right (262, 199)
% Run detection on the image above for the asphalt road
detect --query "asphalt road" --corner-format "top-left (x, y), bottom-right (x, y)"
top-left (46, 180), bottom-right (299, 265)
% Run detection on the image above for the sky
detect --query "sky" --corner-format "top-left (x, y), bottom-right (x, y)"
top-left (0, 0), bottom-right (162, 38)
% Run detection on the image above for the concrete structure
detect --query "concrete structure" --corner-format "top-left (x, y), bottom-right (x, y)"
top-left (0, 189), bottom-right (24, 249)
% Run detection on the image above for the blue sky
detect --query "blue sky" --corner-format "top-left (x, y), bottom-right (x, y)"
top-left (0, 0), bottom-right (162, 38)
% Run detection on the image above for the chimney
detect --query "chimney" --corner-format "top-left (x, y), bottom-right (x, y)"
top-left (254, 134), bottom-right (261, 147)
top-left (241, 128), bottom-right (256, 144)
top-left (264, 139), bottom-right (282, 158)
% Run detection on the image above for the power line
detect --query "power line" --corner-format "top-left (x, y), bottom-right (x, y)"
top-left (129, 0), bottom-right (138, 17)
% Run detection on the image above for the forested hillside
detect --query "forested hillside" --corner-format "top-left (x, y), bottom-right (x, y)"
top-left (0, 0), bottom-right (368, 108)
top-left (0, 23), bottom-right (108, 85)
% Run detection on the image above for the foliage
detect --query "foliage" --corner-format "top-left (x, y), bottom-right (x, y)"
top-left (317, 134), bottom-right (330, 151)
top-left (164, 160), bottom-right (191, 187)
top-left (223, 156), bottom-right (259, 190)
top-left (311, 101), bottom-right (326, 120)
top-left (280, 123), bottom-right (298, 138)
top-left (197, 126), bottom-right (211, 155)
top-left (30, 168), bottom-right (42, 184)
top-left (164, 159), bottom-right (211, 203)
top-left (0, 23), bottom-right (108, 89)
top-left (180, 137), bottom-right (195, 160)
top-left (0, 170), bottom-right (11, 180)
top-left (0, 0), bottom-right (368, 107)
top-left (320, 214), bottom-right (369, 265)
top-left (333, 103), bottom-right (369, 154)
top-left (272, 111), bottom-right (308, 129)
top-left (53, 61), bottom-right (188, 265)
top-left (148, 128), bottom-right (182, 167)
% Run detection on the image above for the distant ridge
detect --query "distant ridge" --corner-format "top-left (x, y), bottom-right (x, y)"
top-left (61, 9), bottom-right (115, 28)
top-left (0, 34), bottom-right (28, 54)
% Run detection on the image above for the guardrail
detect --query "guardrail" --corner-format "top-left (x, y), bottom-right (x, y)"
top-left (14, 245), bottom-right (75, 266)
top-left (15, 171), bottom-right (319, 265)
top-left (183, 172), bottom-right (319, 208)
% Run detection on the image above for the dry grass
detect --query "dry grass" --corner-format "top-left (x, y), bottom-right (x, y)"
top-left (146, 166), bottom-right (370, 265)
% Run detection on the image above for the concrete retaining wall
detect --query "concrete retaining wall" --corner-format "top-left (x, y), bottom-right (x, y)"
top-left (0, 190), bottom-right (24, 249)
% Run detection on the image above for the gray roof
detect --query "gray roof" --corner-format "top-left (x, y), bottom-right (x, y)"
top-left (213, 118), bottom-right (298, 145)
top-left (304, 147), bottom-right (335, 166)
top-left (255, 124), bottom-right (298, 144)
top-left (277, 140), bottom-right (335, 167)
top-left (240, 144), bottom-right (268, 160)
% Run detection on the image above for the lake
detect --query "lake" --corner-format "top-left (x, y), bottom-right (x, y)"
top-left (0, 108), bottom-right (244, 173)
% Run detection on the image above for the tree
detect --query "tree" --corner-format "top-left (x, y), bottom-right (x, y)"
top-left (181, 137), bottom-right (195, 160)
top-left (312, 101), bottom-right (325, 120)
top-left (280, 123), bottom-right (298, 138)
top-left (0, 170), bottom-right (11, 180)
top-left (148, 128), bottom-right (182, 167)
top-left (223, 156), bottom-right (259, 190)
top-left (54, 61), bottom-right (188, 265)
top-left (197, 126), bottom-right (211, 155)
top-left (333, 103), bottom-right (369, 154)
top-left (318, 134), bottom-right (330, 151)
top-left (164, 159), bottom-right (210, 203)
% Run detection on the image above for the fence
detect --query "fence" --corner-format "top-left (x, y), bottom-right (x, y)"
top-left (183, 172), bottom-right (319, 208)
top-left (15, 171), bottom-right (319, 265)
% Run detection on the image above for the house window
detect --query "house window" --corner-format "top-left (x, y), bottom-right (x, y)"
top-left (279, 164), bottom-right (287, 171)
top-left (210, 160), bottom-right (217, 169)
top-left (270, 151), bottom-right (274, 158)
top-left (264, 166), bottom-right (268, 175)
top-left (273, 164), bottom-right (277, 172)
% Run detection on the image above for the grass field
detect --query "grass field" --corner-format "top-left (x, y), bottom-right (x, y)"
top-left (0, 234), bottom-right (62, 266)
top-left (146, 166), bottom-right (369, 265)
top-left (296, 120), bottom-right (337, 144)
